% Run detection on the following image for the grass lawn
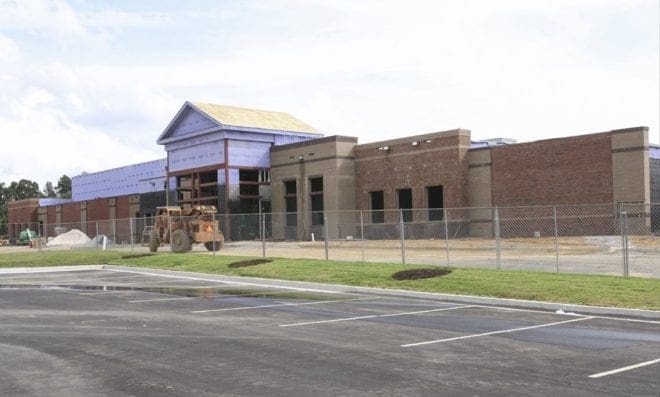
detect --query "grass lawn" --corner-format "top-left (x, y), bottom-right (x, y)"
top-left (0, 249), bottom-right (658, 310)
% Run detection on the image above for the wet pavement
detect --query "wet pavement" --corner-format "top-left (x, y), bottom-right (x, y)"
top-left (0, 268), bottom-right (658, 396)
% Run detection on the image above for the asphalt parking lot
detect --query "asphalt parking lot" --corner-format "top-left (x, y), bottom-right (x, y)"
top-left (1, 268), bottom-right (658, 396)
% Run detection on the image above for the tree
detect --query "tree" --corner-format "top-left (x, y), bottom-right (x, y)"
top-left (43, 181), bottom-right (57, 198)
top-left (8, 179), bottom-right (41, 200)
top-left (56, 175), bottom-right (72, 198)
top-left (0, 182), bottom-right (8, 236)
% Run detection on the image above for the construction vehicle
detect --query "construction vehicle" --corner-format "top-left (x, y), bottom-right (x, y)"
top-left (17, 229), bottom-right (39, 246)
top-left (148, 205), bottom-right (224, 253)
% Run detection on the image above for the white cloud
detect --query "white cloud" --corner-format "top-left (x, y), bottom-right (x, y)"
top-left (0, 0), bottom-right (657, 188)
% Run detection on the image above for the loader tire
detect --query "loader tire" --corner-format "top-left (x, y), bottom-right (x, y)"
top-left (204, 241), bottom-right (223, 251)
top-left (149, 231), bottom-right (160, 253)
top-left (171, 230), bottom-right (192, 253)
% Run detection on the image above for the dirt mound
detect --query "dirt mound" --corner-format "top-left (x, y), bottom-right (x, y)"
top-left (228, 259), bottom-right (273, 268)
top-left (46, 229), bottom-right (91, 247)
top-left (392, 268), bottom-right (452, 280)
top-left (120, 254), bottom-right (155, 259)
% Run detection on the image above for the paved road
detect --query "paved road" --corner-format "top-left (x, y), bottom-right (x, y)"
top-left (1, 269), bottom-right (658, 396)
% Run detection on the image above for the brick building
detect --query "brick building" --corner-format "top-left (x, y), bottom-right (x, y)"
top-left (6, 101), bottom-right (659, 243)
top-left (269, 126), bottom-right (657, 239)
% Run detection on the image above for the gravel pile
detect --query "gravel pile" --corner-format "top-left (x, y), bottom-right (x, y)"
top-left (47, 229), bottom-right (92, 247)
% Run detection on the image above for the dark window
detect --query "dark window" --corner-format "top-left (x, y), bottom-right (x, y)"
top-left (310, 177), bottom-right (324, 225)
top-left (284, 180), bottom-right (297, 227)
top-left (239, 169), bottom-right (259, 182)
top-left (201, 185), bottom-right (218, 197)
top-left (239, 184), bottom-right (259, 196)
top-left (239, 169), bottom-right (260, 200)
top-left (239, 198), bottom-right (259, 213)
top-left (285, 180), bottom-right (297, 195)
top-left (200, 171), bottom-right (217, 184)
top-left (370, 191), bottom-right (384, 223)
top-left (397, 188), bottom-right (413, 222)
top-left (427, 185), bottom-right (444, 221)
top-left (310, 177), bottom-right (323, 192)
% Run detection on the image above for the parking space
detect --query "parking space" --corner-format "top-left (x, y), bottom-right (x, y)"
top-left (1, 268), bottom-right (658, 396)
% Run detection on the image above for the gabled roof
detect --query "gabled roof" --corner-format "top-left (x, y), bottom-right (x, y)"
top-left (157, 101), bottom-right (320, 144)
top-left (191, 102), bottom-right (318, 134)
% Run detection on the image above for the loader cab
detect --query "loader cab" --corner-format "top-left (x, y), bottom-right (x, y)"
top-left (155, 206), bottom-right (183, 217)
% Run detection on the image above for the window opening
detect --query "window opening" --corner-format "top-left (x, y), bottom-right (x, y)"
top-left (369, 191), bottom-right (384, 223)
top-left (310, 177), bottom-right (324, 225)
top-left (397, 188), bottom-right (413, 222)
top-left (427, 185), bottom-right (444, 221)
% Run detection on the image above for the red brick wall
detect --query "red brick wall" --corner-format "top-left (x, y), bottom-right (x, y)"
top-left (491, 133), bottom-right (614, 206)
top-left (355, 133), bottom-right (470, 221)
top-left (60, 202), bottom-right (81, 224)
top-left (116, 196), bottom-right (130, 219)
top-left (86, 198), bottom-right (108, 221)
top-left (7, 199), bottom-right (39, 224)
top-left (47, 206), bottom-right (57, 225)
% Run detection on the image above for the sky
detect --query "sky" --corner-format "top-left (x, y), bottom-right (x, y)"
top-left (0, 0), bottom-right (658, 188)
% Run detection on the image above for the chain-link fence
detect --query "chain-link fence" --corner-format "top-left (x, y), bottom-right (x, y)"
top-left (3, 203), bottom-right (659, 278)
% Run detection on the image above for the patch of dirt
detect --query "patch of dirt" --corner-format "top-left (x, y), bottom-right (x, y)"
top-left (120, 254), bottom-right (155, 259)
top-left (392, 268), bottom-right (452, 280)
top-left (228, 259), bottom-right (273, 268)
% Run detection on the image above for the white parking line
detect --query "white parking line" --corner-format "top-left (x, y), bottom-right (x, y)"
top-left (280, 305), bottom-right (473, 327)
top-left (103, 268), bottom-right (355, 294)
top-left (472, 305), bottom-right (660, 325)
top-left (122, 280), bottom-right (183, 285)
top-left (588, 358), bottom-right (660, 378)
top-left (93, 274), bottom-right (147, 280)
top-left (191, 297), bottom-right (380, 313)
top-left (78, 290), bottom-right (135, 295)
top-left (402, 316), bottom-right (593, 347)
top-left (130, 297), bottom-right (198, 303)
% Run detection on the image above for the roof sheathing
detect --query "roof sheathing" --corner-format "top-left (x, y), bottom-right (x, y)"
top-left (192, 102), bottom-right (319, 134)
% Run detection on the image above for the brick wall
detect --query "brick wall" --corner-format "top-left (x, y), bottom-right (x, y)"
top-left (86, 198), bottom-right (108, 221)
top-left (60, 202), bottom-right (81, 225)
top-left (7, 199), bottom-right (39, 224)
top-left (354, 130), bottom-right (471, 225)
top-left (491, 133), bottom-right (614, 206)
top-left (116, 196), bottom-right (130, 219)
top-left (7, 199), bottom-right (39, 242)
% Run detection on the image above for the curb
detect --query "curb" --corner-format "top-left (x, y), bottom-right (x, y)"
top-left (0, 265), bottom-right (104, 274)
top-left (101, 265), bottom-right (660, 321)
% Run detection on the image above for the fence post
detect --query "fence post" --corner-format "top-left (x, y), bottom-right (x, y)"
top-left (168, 216), bottom-right (173, 250)
top-left (95, 221), bottom-right (99, 250)
top-left (39, 222), bottom-right (44, 253)
top-left (212, 213), bottom-right (217, 256)
top-left (443, 208), bottom-right (450, 266)
top-left (494, 206), bottom-right (501, 270)
top-left (620, 203), bottom-right (629, 277)
top-left (261, 212), bottom-right (266, 258)
top-left (400, 209), bottom-right (406, 265)
top-left (112, 219), bottom-right (116, 246)
top-left (553, 206), bottom-right (559, 273)
top-left (324, 216), bottom-right (329, 260)
top-left (360, 211), bottom-right (365, 262)
top-left (129, 218), bottom-right (134, 252)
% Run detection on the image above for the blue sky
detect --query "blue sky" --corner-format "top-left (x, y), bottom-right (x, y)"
top-left (0, 0), bottom-right (658, 186)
